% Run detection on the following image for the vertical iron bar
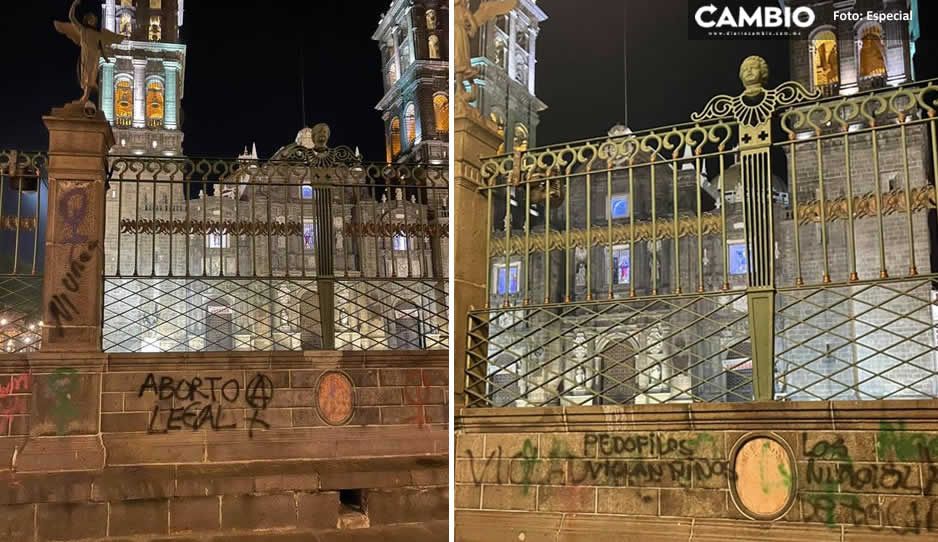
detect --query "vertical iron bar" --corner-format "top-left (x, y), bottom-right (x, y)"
top-left (564, 172), bottom-right (571, 302)
top-left (900, 120), bottom-right (916, 276)
top-left (871, 126), bottom-right (887, 278)
top-left (485, 184), bottom-right (492, 306)
top-left (523, 180), bottom-right (531, 304)
top-left (719, 150), bottom-right (728, 289)
top-left (814, 135), bottom-right (830, 283)
top-left (672, 151), bottom-right (680, 294)
top-left (789, 140), bottom-right (802, 285)
top-left (696, 153), bottom-right (703, 292)
top-left (503, 182), bottom-right (511, 307)
top-left (606, 167), bottom-right (613, 299)
top-left (843, 130), bottom-right (857, 281)
top-left (650, 158), bottom-right (657, 295)
top-left (629, 161), bottom-right (636, 298)
top-left (585, 169), bottom-right (592, 300)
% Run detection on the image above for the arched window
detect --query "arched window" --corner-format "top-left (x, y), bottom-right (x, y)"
top-left (404, 103), bottom-right (417, 146)
top-left (433, 94), bottom-right (448, 133)
top-left (513, 123), bottom-right (529, 152)
top-left (811, 29), bottom-right (839, 92)
top-left (428, 35), bottom-right (441, 59)
top-left (858, 24), bottom-right (886, 80)
top-left (114, 78), bottom-right (133, 126)
top-left (390, 117), bottom-right (401, 157)
top-left (146, 80), bottom-right (164, 127)
top-left (425, 9), bottom-right (436, 30)
top-left (387, 62), bottom-right (398, 86)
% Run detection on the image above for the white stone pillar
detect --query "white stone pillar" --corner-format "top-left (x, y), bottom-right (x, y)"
top-left (103, 0), bottom-right (116, 32)
top-left (132, 59), bottom-right (146, 128)
top-left (164, 61), bottom-right (179, 130)
top-left (100, 60), bottom-right (115, 122)
top-left (527, 29), bottom-right (537, 94)
top-left (507, 13), bottom-right (518, 81)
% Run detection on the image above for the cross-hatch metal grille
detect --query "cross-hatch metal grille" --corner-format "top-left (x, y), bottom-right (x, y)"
top-left (103, 154), bottom-right (448, 352)
top-left (335, 279), bottom-right (448, 351)
top-left (775, 276), bottom-right (938, 401)
top-left (0, 150), bottom-right (46, 352)
top-left (466, 292), bottom-right (752, 408)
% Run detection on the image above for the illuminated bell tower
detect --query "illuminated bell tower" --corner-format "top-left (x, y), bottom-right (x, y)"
top-left (785, 0), bottom-right (915, 97)
top-left (374, 0), bottom-right (449, 165)
top-left (472, 0), bottom-right (547, 154)
top-left (99, 0), bottom-right (186, 155)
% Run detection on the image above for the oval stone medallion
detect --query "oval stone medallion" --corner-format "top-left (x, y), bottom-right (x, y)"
top-left (730, 434), bottom-right (796, 520)
top-left (316, 371), bottom-right (354, 426)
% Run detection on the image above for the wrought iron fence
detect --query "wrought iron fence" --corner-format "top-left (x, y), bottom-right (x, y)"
top-left (0, 150), bottom-right (45, 353)
top-left (464, 65), bottom-right (938, 408)
top-left (103, 152), bottom-right (448, 352)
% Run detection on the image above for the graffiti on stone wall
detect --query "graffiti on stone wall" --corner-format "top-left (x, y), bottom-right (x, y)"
top-left (47, 240), bottom-right (97, 338)
top-left (43, 368), bottom-right (78, 435)
top-left (461, 427), bottom-right (938, 535)
top-left (0, 374), bottom-right (29, 434)
top-left (139, 373), bottom-right (272, 437)
top-left (465, 432), bottom-right (730, 494)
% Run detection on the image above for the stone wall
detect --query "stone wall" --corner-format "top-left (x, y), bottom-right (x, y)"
top-left (455, 401), bottom-right (938, 541)
top-left (0, 350), bottom-right (448, 541)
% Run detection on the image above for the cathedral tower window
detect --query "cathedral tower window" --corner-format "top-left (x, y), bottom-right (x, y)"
top-left (387, 61), bottom-right (399, 86)
top-left (149, 15), bottom-right (162, 41)
top-left (857, 23), bottom-right (886, 82)
top-left (425, 9), bottom-right (436, 30)
top-left (810, 28), bottom-right (839, 94)
top-left (404, 103), bottom-right (417, 146)
top-left (390, 117), bottom-right (401, 157)
top-left (428, 35), bottom-right (441, 59)
top-left (150, 0), bottom-right (161, 7)
top-left (118, 13), bottom-right (133, 36)
top-left (114, 78), bottom-right (133, 126)
top-left (433, 94), bottom-right (449, 134)
top-left (146, 80), bottom-right (164, 128)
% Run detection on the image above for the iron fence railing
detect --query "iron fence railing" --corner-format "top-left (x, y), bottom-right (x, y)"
top-left (104, 153), bottom-right (448, 352)
top-left (0, 150), bottom-right (46, 353)
top-left (464, 63), bottom-right (938, 408)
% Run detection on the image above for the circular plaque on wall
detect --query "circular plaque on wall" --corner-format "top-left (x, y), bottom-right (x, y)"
top-left (316, 370), bottom-right (354, 426)
top-left (729, 432), bottom-right (797, 521)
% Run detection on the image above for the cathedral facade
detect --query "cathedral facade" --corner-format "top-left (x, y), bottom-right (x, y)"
top-left (98, 1), bottom-right (448, 353)
top-left (484, 0), bottom-right (936, 406)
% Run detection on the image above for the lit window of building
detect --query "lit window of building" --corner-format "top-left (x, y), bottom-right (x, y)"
top-left (729, 242), bottom-right (748, 275)
top-left (149, 15), bottom-right (162, 41)
top-left (433, 94), bottom-right (448, 133)
top-left (494, 262), bottom-right (521, 295)
top-left (611, 246), bottom-right (630, 285)
top-left (404, 103), bottom-right (416, 146)
top-left (610, 194), bottom-right (629, 219)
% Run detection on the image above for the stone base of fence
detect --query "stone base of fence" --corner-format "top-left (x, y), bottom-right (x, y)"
top-left (455, 400), bottom-right (938, 540)
top-left (0, 350), bottom-right (448, 540)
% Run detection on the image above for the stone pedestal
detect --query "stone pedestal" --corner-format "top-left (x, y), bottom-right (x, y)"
top-left (40, 104), bottom-right (114, 352)
top-left (453, 108), bottom-right (503, 406)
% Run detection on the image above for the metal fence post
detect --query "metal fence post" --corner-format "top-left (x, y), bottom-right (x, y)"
top-left (40, 104), bottom-right (114, 352)
top-left (315, 183), bottom-right (336, 350)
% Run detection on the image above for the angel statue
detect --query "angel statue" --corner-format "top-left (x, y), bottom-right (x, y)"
top-left (454, 0), bottom-right (518, 111)
top-left (54, 0), bottom-right (124, 113)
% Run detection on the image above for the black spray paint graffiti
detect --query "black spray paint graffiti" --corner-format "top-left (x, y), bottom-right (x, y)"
top-left (139, 373), bottom-right (274, 438)
top-left (800, 431), bottom-right (938, 534)
top-left (47, 240), bottom-right (97, 338)
top-left (465, 433), bottom-right (730, 491)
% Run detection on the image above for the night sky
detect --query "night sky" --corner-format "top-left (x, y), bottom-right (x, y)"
top-left (535, 0), bottom-right (938, 146)
top-left (0, 0), bottom-right (390, 160)
top-left (0, 1), bottom-right (935, 158)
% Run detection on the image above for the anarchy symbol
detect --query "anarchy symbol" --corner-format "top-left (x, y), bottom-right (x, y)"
top-left (245, 374), bottom-right (274, 410)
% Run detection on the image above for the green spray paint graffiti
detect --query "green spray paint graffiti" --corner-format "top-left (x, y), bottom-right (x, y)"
top-left (45, 368), bottom-right (78, 435)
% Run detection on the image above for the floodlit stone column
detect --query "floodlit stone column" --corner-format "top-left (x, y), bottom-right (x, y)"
top-left (453, 105), bottom-right (501, 406)
top-left (40, 103), bottom-right (114, 353)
